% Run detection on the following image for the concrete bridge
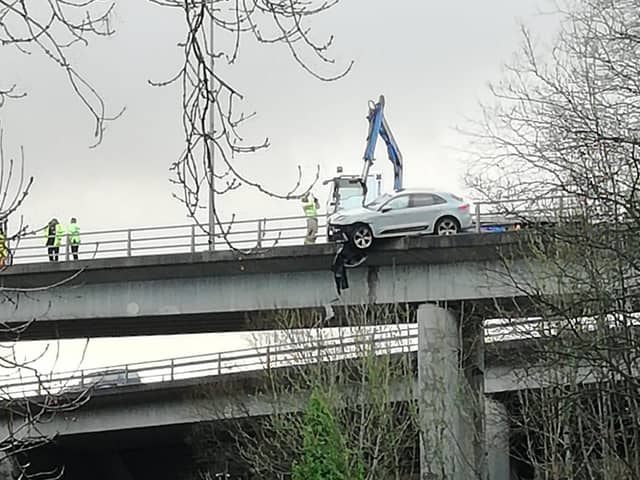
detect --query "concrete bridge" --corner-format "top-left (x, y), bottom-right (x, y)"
top-left (4, 361), bottom-right (530, 437)
top-left (0, 232), bottom-right (540, 340)
top-left (3, 312), bottom-right (566, 480)
top-left (9, 371), bottom-right (517, 479)
top-left (2, 327), bottom-right (530, 439)
top-left (0, 227), bottom-right (560, 479)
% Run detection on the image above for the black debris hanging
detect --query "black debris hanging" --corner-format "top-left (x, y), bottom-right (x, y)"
top-left (331, 240), bottom-right (367, 295)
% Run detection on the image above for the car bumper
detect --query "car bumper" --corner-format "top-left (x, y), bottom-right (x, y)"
top-left (460, 214), bottom-right (474, 231)
top-left (327, 224), bottom-right (349, 242)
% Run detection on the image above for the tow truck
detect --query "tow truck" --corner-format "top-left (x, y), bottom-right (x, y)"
top-left (322, 95), bottom-right (531, 239)
top-left (324, 95), bottom-right (403, 241)
top-left (327, 95), bottom-right (404, 292)
top-left (324, 168), bottom-right (383, 215)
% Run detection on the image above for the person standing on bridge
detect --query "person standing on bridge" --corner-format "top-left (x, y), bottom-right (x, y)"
top-left (67, 217), bottom-right (80, 260)
top-left (44, 218), bottom-right (64, 262)
top-left (0, 225), bottom-right (7, 268)
top-left (301, 192), bottom-right (319, 245)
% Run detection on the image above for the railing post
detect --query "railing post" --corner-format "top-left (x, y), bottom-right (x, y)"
top-left (190, 225), bottom-right (196, 253)
top-left (80, 370), bottom-right (85, 388)
top-left (474, 203), bottom-right (481, 233)
top-left (170, 359), bottom-right (175, 381)
top-left (256, 220), bottom-right (262, 248)
top-left (127, 229), bottom-right (132, 257)
top-left (266, 346), bottom-right (271, 370)
top-left (263, 218), bottom-right (267, 242)
top-left (257, 219), bottom-right (265, 248)
top-left (124, 365), bottom-right (129, 384)
top-left (217, 352), bottom-right (222, 375)
top-left (65, 241), bottom-right (70, 261)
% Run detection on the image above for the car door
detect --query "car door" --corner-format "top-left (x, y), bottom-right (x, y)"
top-left (371, 194), bottom-right (413, 236)
top-left (407, 193), bottom-right (449, 232)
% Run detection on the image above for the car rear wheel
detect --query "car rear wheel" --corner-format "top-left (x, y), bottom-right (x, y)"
top-left (350, 223), bottom-right (374, 250)
top-left (434, 217), bottom-right (460, 236)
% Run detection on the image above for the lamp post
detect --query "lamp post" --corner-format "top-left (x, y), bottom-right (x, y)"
top-left (207, 5), bottom-right (216, 251)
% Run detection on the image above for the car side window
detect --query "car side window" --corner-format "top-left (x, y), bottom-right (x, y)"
top-left (411, 193), bottom-right (446, 207)
top-left (382, 195), bottom-right (410, 210)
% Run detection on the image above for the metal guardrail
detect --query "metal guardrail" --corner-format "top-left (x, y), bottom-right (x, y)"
top-left (8, 214), bottom-right (331, 265)
top-left (0, 327), bottom-right (418, 398)
top-left (0, 319), bottom-right (560, 398)
top-left (4, 194), bottom-right (592, 265)
top-left (472, 194), bottom-right (630, 233)
top-left (473, 195), bottom-right (578, 233)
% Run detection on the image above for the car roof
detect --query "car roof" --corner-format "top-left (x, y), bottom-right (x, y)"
top-left (394, 188), bottom-right (460, 196)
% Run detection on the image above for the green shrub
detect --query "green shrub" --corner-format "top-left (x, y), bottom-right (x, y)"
top-left (292, 389), bottom-right (364, 480)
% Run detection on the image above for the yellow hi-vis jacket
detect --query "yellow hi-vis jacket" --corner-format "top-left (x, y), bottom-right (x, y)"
top-left (0, 232), bottom-right (7, 259)
top-left (67, 223), bottom-right (80, 244)
top-left (302, 196), bottom-right (318, 218)
top-left (44, 223), bottom-right (65, 247)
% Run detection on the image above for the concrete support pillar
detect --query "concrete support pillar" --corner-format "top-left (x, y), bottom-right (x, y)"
top-left (417, 304), bottom-right (485, 480)
top-left (485, 398), bottom-right (510, 480)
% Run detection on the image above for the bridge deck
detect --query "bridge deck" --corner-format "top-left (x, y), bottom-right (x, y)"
top-left (0, 232), bottom-right (534, 340)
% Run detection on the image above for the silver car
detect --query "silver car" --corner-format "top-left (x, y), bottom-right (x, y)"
top-left (328, 189), bottom-right (473, 250)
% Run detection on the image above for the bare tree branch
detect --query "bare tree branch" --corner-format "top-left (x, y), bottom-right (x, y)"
top-left (150, 0), bottom-right (351, 249)
top-left (0, 0), bottom-right (123, 144)
top-left (467, 1), bottom-right (640, 476)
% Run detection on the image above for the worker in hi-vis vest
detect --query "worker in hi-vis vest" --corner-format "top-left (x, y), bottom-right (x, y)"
top-left (0, 226), bottom-right (7, 268)
top-left (44, 218), bottom-right (64, 262)
top-left (301, 193), bottom-right (319, 245)
top-left (67, 217), bottom-right (80, 260)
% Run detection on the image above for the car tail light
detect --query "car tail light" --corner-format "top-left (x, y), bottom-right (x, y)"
top-left (458, 203), bottom-right (470, 211)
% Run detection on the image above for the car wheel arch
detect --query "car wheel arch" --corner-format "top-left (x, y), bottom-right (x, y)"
top-left (434, 215), bottom-right (461, 235)
top-left (349, 222), bottom-right (375, 250)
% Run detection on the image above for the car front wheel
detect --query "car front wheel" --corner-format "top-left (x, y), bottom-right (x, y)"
top-left (434, 217), bottom-right (460, 236)
top-left (350, 223), bottom-right (374, 250)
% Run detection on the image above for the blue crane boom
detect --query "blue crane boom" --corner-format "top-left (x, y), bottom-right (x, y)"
top-left (361, 95), bottom-right (403, 194)
top-left (329, 95), bottom-right (403, 292)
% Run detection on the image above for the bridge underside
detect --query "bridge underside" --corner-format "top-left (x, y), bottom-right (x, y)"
top-left (3, 359), bottom-right (539, 441)
top-left (9, 363), bottom-right (529, 480)
top-left (6, 298), bottom-right (542, 341)
top-left (21, 423), bottom-right (237, 480)
top-left (25, 414), bottom-right (423, 480)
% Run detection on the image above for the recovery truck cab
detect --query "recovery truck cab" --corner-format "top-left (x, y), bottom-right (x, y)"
top-left (324, 168), bottom-right (383, 241)
top-left (324, 168), bottom-right (383, 215)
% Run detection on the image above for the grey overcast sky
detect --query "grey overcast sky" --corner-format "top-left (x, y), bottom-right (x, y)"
top-left (1, 0), bottom-right (558, 234)
top-left (2, 1), bottom-right (560, 371)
